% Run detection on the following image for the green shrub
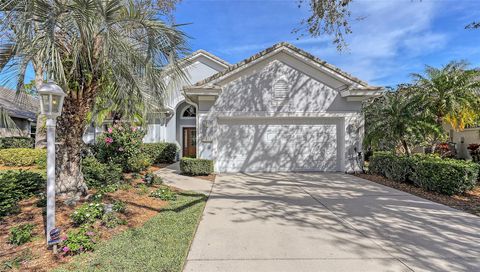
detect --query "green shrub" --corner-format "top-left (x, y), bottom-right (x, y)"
top-left (112, 200), bottom-right (126, 213)
top-left (141, 143), bottom-right (178, 163)
top-left (150, 186), bottom-right (177, 201)
top-left (0, 170), bottom-right (45, 216)
top-left (82, 156), bottom-right (123, 188)
top-left (180, 158), bottom-right (214, 176)
top-left (369, 152), bottom-right (414, 182)
top-left (60, 227), bottom-right (97, 256)
top-left (369, 152), bottom-right (479, 195)
top-left (0, 137), bottom-right (34, 149)
top-left (71, 202), bottom-right (104, 226)
top-left (125, 153), bottom-right (152, 173)
top-left (0, 148), bottom-right (46, 167)
top-left (95, 123), bottom-right (146, 171)
top-left (410, 157), bottom-right (479, 195)
top-left (101, 213), bottom-right (127, 228)
top-left (8, 224), bottom-right (35, 245)
top-left (143, 172), bottom-right (162, 186)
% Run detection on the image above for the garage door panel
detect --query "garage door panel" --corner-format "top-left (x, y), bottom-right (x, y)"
top-left (216, 118), bottom-right (339, 172)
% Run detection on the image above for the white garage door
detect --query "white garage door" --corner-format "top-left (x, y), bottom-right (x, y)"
top-left (216, 117), bottom-right (340, 172)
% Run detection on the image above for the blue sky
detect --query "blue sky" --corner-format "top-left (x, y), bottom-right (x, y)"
top-left (3, 0), bottom-right (480, 88)
top-left (173, 0), bottom-right (480, 87)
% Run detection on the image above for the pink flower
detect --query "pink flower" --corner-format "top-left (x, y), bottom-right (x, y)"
top-left (86, 231), bottom-right (95, 236)
top-left (62, 246), bottom-right (70, 252)
top-left (60, 236), bottom-right (67, 241)
top-left (107, 127), bottom-right (113, 133)
top-left (105, 137), bottom-right (113, 144)
top-left (131, 126), bottom-right (137, 132)
top-left (118, 147), bottom-right (124, 152)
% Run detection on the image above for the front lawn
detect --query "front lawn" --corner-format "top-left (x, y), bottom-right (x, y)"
top-left (55, 191), bottom-right (206, 272)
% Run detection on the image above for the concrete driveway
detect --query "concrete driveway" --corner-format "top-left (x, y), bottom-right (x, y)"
top-left (184, 173), bottom-right (480, 272)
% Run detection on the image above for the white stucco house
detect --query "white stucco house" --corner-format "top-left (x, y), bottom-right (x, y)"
top-left (85, 42), bottom-right (382, 173)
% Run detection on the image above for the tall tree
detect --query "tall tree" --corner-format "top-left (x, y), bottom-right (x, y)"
top-left (411, 61), bottom-right (480, 131)
top-left (0, 0), bottom-right (188, 196)
top-left (363, 86), bottom-right (441, 155)
top-left (297, 0), bottom-right (479, 50)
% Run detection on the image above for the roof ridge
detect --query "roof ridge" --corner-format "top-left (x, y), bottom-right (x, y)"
top-left (189, 42), bottom-right (380, 89)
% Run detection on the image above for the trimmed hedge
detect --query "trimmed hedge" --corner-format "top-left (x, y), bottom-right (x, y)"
top-left (180, 158), bottom-right (214, 176)
top-left (369, 152), bottom-right (479, 195)
top-left (0, 137), bottom-right (34, 149)
top-left (0, 170), bottom-right (45, 216)
top-left (141, 143), bottom-right (177, 164)
top-left (81, 156), bottom-right (123, 188)
top-left (0, 148), bottom-right (46, 167)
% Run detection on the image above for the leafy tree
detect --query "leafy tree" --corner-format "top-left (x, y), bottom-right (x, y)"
top-left (411, 61), bottom-right (480, 131)
top-left (297, 0), bottom-right (478, 50)
top-left (0, 0), bottom-right (188, 196)
top-left (364, 86), bottom-right (441, 156)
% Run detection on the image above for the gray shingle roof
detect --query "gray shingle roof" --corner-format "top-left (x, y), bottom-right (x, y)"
top-left (192, 42), bottom-right (381, 90)
top-left (0, 87), bottom-right (38, 121)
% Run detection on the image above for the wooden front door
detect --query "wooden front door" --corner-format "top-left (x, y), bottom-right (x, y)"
top-left (183, 127), bottom-right (196, 158)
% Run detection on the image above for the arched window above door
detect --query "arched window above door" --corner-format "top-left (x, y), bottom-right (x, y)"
top-left (181, 105), bottom-right (196, 118)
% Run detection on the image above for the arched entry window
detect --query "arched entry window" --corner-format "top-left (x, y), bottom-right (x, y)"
top-left (181, 105), bottom-right (196, 118)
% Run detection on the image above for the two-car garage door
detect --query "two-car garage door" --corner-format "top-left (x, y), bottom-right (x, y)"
top-left (216, 117), bottom-right (341, 172)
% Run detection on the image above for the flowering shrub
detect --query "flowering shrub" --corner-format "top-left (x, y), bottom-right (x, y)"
top-left (71, 203), bottom-right (104, 226)
top-left (60, 228), bottom-right (96, 256)
top-left (96, 123), bottom-right (146, 172)
top-left (150, 186), bottom-right (177, 201)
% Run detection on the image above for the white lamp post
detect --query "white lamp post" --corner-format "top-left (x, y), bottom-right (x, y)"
top-left (38, 81), bottom-right (66, 251)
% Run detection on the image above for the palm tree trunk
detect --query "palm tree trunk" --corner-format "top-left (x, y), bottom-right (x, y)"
top-left (33, 59), bottom-right (46, 148)
top-left (401, 139), bottom-right (411, 156)
top-left (54, 92), bottom-right (94, 197)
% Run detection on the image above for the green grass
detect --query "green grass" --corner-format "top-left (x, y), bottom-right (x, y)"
top-left (55, 192), bottom-right (207, 272)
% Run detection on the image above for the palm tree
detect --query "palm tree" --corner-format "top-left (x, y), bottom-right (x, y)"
top-left (0, 0), bottom-right (188, 196)
top-left (364, 86), bottom-right (441, 156)
top-left (411, 61), bottom-right (480, 131)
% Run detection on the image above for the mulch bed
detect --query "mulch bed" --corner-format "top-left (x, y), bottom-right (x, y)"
top-left (355, 173), bottom-right (480, 216)
top-left (0, 164), bottom-right (170, 272)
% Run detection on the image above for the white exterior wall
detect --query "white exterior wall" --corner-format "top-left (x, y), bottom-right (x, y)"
top-left (143, 54), bottom-right (228, 146)
top-left (196, 55), bottom-right (365, 173)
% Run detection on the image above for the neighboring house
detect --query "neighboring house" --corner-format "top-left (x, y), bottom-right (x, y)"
top-left (445, 123), bottom-right (480, 159)
top-left (184, 43), bottom-right (381, 173)
top-left (0, 87), bottom-right (38, 138)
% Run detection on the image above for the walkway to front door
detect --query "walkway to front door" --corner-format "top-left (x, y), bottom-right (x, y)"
top-left (183, 127), bottom-right (196, 157)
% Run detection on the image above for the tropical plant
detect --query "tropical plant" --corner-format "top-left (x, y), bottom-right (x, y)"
top-left (411, 61), bottom-right (480, 131)
top-left (0, 0), bottom-right (188, 196)
top-left (363, 86), bottom-right (441, 156)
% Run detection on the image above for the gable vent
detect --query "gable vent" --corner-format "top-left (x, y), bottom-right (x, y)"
top-left (273, 79), bottom-right (289, 99)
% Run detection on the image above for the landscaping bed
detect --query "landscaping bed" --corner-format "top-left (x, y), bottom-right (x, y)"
top-left (0, 166), bottom-right (205, 271)
top-left (355, 173), bottom-right (480, 216)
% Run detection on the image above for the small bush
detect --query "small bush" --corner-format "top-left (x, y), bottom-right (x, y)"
top-left (125, 153), bottom-right (152, 173)
top-left (143, 172), bottom-right (162, 186)
top-left (369, 152), bottom-right (414, 182)
top-left (0, 137), bottom-right (34, 149)
top-left (180, 158), bottom-right (214, 176)
top-left (0, 148), bottom-right (46, 167)
top-left (0, 170), bottom-right (45, 217)
top-left (82, 156), bottom-right (123, 188)
top-left (112, 200), bottom-right (126, 213)
top-left (60, 228), bottom-right (97, 256)
top-left (2, 249), bottom-right (33, 270)
top-left (8, 224), bottom-right (35, 245)
top-left (150, 186), bottom-right (177, 201)
top-left (101, 213), bottom-right (127, 228)
top-left (71, 203), bottom-right (104, 226)
top-left (141, 143), bottom-right (178, 164)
